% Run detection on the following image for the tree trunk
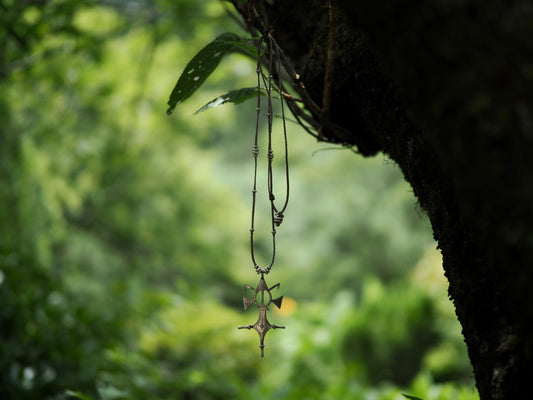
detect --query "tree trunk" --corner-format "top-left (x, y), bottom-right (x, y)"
top-left (233, 1), bottom-right (533, 398)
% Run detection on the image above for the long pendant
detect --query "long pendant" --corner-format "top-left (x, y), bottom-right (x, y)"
top-left (239, 33), bottom-right (290, 357)
top-left (238, 274), bottom-right (285, 357)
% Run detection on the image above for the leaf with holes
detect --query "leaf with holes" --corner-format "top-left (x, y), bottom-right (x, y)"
top-left (194, 87), bottom-right (264, 114)
top-left (167, 32), bottom-right (256, 115)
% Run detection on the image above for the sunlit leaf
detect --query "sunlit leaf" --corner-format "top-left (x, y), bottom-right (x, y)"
top-left (402, 394), bottom-right (424, 400)
top-left (166, 32), bottom-right (255, 115)
top-left (194, 87), bottom-right (261, 114)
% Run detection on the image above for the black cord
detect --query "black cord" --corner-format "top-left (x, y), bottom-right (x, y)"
top-left (249, 34), bottom-right (291, 275)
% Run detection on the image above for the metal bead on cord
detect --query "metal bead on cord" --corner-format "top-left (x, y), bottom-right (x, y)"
top-left (249, 34), bottom-right (290, 275)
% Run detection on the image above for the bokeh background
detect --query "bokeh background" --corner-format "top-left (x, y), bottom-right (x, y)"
top-left (1, 1), bottom-right (478, 399)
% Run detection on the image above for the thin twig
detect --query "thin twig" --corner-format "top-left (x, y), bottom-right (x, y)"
top-left (285, 100), bottom-right (321, 139)
top-left (222, 1), bottom-right (248, 30)
top-left (268, 34), bottom-right (323, 119)
top-left (280, 91), bottom-right (303, 102)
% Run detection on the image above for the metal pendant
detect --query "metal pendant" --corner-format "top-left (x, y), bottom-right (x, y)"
top-left (238, 274), bottom-right (285, 357)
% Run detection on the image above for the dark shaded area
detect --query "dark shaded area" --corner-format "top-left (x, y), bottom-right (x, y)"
top-left (232, 1), bottom-right (533, 399)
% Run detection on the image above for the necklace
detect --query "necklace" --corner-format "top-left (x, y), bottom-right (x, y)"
top-left (238, 33), bottom-right (290, 357)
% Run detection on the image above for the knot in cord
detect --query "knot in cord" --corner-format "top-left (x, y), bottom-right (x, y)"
top-left (273, 212), bottom-right (284, 227)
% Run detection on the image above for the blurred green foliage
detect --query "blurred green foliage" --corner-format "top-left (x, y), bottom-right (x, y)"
top-left (0, 1), bottom-right (477, 399)
top-left (343, 280), bottom-right (440, 385)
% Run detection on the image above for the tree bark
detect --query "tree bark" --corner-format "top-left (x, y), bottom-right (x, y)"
top-left (233, 1), bottom-right (533, 398)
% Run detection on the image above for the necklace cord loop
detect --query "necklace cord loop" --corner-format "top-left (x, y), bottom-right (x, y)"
top-left (249, 33), bottom-right (290, 275)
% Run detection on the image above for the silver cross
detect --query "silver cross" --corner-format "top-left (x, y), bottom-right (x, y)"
top-left (238, 275), bottom-right (285, 357)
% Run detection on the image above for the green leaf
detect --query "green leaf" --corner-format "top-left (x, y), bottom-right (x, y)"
top-left (194, 87), bottom-right (261, 114)
top-left (402, 394), bottom-right (424, 400)
top-left (166, 32), bottom-right (255, 115)
top-left (65, 390), bottom-right (98, 400)
top-left (223, 39), bottom-right (258, 58)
